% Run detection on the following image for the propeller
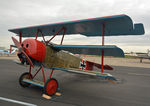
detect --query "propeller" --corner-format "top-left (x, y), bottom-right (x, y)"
top-left (12, 37), bottom-right (34, 68)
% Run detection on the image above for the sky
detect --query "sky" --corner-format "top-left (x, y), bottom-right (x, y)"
top-left (0, 0), bottom-right (150, 53)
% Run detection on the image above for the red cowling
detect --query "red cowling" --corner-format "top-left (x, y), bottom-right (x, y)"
top-left (22, 39), bottom-right (46, 62)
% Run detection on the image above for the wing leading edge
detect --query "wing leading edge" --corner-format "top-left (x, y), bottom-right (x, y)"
top-left (53, 45), bottom-right (124, 57)
top-left (8, 14), bottom-right (145, 37)
top-left (50, 67), bottom-right (117, 81)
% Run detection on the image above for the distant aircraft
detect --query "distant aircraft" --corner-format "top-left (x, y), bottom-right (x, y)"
top-left (9, 14), bottom-right (144, 96)
top-left (0, 45), bottom-right (17, 56)
top-left (137, 49), bottom-right (150, 63)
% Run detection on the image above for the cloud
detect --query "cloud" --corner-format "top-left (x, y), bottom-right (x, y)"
top-left (0, 0), bottom-right (150, 52)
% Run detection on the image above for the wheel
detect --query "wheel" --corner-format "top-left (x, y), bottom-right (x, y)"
top-left (19, 72), bottom-right (32, 87)
top-left (44, 78), bottom-right (58, 96)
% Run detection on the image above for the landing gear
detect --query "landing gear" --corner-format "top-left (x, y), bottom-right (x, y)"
top-left (19, 72), bottom-right (32, 87)
top-left (44, 78), bottom-right (58, 96)
top-left (18, 66), bottom-right (60, 97)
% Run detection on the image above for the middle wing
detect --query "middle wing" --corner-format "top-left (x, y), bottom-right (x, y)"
top-left (52, 45), bottom-right (124, 57)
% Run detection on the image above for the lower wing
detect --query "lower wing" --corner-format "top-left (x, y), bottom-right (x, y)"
top-left (50, 67), bottom-right (116, 81)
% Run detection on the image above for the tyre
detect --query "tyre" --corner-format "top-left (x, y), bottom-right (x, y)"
top-left (43, 78), bottom-right (58, 96)
top-left (19, 72), bottom-right (32, 87)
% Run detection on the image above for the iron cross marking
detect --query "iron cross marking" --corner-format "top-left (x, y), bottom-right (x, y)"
top-left (80, 60), bottom-right (86, 70)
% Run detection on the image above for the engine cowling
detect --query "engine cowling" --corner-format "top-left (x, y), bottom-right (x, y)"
top-left (22, 39), bottom-right (46, 62)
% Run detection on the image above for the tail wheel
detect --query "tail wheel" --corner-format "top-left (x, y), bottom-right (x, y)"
top-left (44, 78), bottom-right (58, 96)
top-left (19, 72), bottom-right (32, 87)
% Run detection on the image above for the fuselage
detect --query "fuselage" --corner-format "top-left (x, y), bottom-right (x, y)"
top-left (43, 45), bottom-right (81, 69)
top-left (19, 38), bottom-right (81, 69)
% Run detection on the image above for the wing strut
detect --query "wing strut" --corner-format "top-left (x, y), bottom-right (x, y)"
top-left (19, 32), bottom-right (22, 44)
top-left (60, 28), bottom-right (66, 45)
top-left (34, 27), bottom-right (66, 45)
top-left (35, 30), bottom-right (46, 43)
top-left (46, 27), bottom-right (66, 45)
top-left (101, 24), bottom-right (105, 73)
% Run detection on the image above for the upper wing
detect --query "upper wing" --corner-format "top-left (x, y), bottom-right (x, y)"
top-left (52, 45), bottom-right (124, 57)
top-left (8, 14), bottom-right (145, 37)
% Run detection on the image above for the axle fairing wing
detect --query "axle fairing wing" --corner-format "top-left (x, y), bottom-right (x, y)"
top-left (52, 45), bottom-right (124, 57)
top-left (8, 14), bottom-right (144, 37)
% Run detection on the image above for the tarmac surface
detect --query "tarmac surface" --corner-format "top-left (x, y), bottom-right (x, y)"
top-left (0, 57), bottom-right (150, 106)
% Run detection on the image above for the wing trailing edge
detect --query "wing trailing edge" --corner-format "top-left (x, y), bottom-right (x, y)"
top-left (52, 45), bottom-right (124, 57)
top-left (8, 14), bottom-right (145, 37)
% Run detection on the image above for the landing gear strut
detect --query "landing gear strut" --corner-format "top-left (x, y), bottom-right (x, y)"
top-left (18, 65), bottom-right (59, 96)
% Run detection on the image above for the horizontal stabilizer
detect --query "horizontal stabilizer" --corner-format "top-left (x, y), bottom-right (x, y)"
top-left (53, 45), bottom-right (124, 57)
top-left (83, 60), bottom-right (113, 70)
top-left (103, 65), bottom-right (113, 70)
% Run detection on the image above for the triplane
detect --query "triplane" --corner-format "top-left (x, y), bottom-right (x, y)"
top-left (9, 14), bottom-right (144, 96)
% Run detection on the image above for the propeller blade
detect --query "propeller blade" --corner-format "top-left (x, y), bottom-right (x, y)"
top-left (11, 37), bottom-right (21, 49)
top-left (12, 37), bottom-right (34, 68)
top-left (22, 51), bottom-right (34, 68)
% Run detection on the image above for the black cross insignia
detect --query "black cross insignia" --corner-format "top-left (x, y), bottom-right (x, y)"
top-left (80, 60), bottom-right (86, 70)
